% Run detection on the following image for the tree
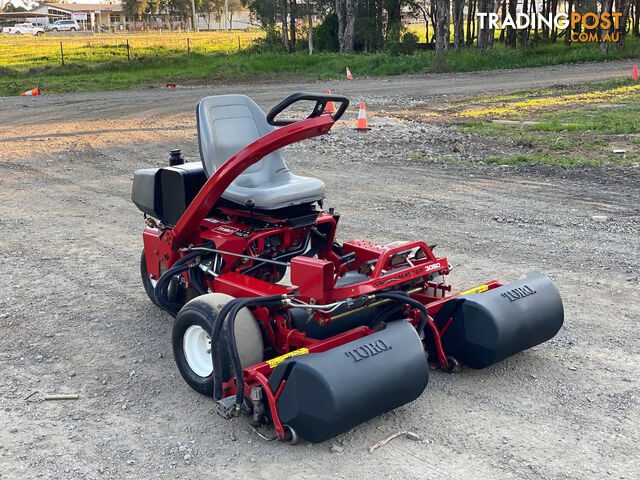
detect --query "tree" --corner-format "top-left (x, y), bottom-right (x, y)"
top-left (124, 0), bottom-right (149, 21)
top-left (199, 0), bottom-right (224, 28)
top-left (281, 0), bottom-right (292, 51)
top-left (305, 0), bottom-right (314, 54)
top-left (336, 0), bottom-right (357, 52)
top-left (243, 0), bottom-right (279, 27)
top-left (616, 0), bottom-right (631, 48)
top-left (434, 0), bottom-right (450, 53)
top-left (452, 0), bottom-right (465, 50)
top-left (520, 0), bottom-right (530, 47)
top-left (505, 0), bottom-right (517, 47)
top-left (407, 0), bottom-right (432, 44)
top-left (227, 0), bottom-right (243, 27)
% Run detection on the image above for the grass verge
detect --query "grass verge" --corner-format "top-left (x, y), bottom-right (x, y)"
top-left (450, 78), bottom-right (640, 166)
top-left (2, 34), bottom-right (640, 96)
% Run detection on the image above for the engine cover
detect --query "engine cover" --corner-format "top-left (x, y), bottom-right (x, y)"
top-left (268, 321), bottom-right (429, 443)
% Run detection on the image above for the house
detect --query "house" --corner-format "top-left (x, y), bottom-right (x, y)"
top-left (30, 2), bottom-right (125, 31)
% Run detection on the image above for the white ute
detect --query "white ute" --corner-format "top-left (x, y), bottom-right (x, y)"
top-left (5, 23), bottom-right (45, 36)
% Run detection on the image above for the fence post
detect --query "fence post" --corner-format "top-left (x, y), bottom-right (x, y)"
top-left (238, 36), bottom-right (241, 51)
top-left (126, 39), bottom-right (131, 61)
top-left (60, 41), bottom-right (64, 66)
top-left (187, 37), bottom-right (190, 53)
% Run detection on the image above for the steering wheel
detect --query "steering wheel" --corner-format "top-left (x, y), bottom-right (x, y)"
top-left (267, 92), bottom-right (350, 126)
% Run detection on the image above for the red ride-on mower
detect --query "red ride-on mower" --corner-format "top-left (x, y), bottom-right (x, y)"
top-left (132, 93), bottom-right (564, 444)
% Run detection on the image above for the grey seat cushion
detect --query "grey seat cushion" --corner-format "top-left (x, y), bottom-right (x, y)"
top-left (196, 94), bottom-right (325, 210)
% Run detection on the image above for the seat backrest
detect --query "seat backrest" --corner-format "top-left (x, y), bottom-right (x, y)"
top-left (196, 95), bottom-right (288, 187)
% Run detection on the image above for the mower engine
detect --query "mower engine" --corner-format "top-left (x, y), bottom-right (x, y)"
top-left (132, 92), bottom-right (564, 444)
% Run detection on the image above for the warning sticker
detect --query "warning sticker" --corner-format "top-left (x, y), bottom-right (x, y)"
top-left (266, 348), bottom-right (309, 368)
top-left (459, 284), bottom-right (489, 295)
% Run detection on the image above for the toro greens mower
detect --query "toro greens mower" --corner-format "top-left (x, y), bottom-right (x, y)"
top-left (131, 93), bottom-right (564, 444)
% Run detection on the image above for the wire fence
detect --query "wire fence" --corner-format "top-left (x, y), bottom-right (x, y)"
top-left (0, 30), bottom-right (264, 70)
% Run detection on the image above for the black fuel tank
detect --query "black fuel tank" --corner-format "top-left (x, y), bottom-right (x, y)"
top-left (435, 273), bottom-right (564, 369)
top-left (268, 321), bottom-right (429, 443)
top-left (131, 162), bottom-right (206, 226)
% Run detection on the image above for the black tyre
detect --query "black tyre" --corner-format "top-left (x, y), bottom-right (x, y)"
top-left (172, 293), bottom-right (264, 396)
top-left (140, 249), bottom-right (162, 308)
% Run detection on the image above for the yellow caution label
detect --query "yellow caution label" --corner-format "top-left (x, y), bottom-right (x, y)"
top-left (459, 284), bottom-right (489, 295)
top-left (266, 348), bottom-right (309, 368)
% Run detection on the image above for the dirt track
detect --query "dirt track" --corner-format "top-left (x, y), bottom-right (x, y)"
top-left (1, 62), bottom-right (639, 480)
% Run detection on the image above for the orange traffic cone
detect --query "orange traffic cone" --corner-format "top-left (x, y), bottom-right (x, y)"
top-left (325, 89), bottom-right (336, 114)
top-left (21, 87), bottom-right (40, 96)
top-left (346, 67), bottom-right (353, 80)
top-left (355, 101), bottom-right (370, 130)
top-left (633, 64), bottom-right (638, 81)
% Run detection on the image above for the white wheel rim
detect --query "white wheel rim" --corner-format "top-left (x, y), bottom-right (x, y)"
top-left (183, 325), bottom-right (213, 377)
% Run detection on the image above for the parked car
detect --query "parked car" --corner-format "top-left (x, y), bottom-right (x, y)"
top-left (46, 19), bottom-right (80, 32)
top-left (4, 23), bottom-right (45, 36)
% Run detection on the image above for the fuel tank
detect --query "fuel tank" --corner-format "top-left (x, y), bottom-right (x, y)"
top-left (268, 321), bottom-right (429, 443)
top-left (435, 272), bottom-right (564, 369)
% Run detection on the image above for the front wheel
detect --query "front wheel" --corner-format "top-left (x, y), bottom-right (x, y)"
top-left (172, 293), bottom-right (264, 396)
top-left (35, 31), bottom-right (43, 37)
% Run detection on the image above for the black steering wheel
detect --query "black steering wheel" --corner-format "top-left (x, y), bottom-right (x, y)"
top-left (266, 92), bottom-right (349, 126)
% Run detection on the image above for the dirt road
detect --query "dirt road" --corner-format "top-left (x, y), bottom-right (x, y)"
top-left (1, 59), bottom-right (637, 127)
top-left (0, 64), bottom-right (639, 479)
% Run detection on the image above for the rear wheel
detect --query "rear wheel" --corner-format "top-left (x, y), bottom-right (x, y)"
top-left (35, 31), bottom-right (43, 37)
top-left (172, 293), bottom-right (264, 396)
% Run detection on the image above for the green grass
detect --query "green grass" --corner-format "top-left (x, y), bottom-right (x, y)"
top-left (443, 78), bottom-right (640, 167)
top-left (483, 154), bottom-right (634, 167)
top-left (534, 104), bottom-right (640, 134)
top-left (3, 33), bottom-right (640, 96)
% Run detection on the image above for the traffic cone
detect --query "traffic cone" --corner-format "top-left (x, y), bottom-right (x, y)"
top-left (633, 64), bottom-right (638, 81)
top-left (21, 87), bottom-right (40, 96)
top-left (355, 101), bottom-right (370, 131)
top-left (325, 89), bottom-right (336, 114)
top-left (346, 67), bottom-right (353, 80)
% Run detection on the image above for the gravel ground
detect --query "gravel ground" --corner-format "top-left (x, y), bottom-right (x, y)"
top-left (0, 66), bottom-right (639, 479)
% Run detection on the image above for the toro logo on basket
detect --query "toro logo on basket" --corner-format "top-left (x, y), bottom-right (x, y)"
top-left (344, 340), bottom-right (392, 362)
top-left (501, 285), bottom-right (537, 302)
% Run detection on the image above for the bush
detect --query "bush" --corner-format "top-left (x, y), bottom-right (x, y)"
top-left (400, 31), bottom-right (419, 55)
top-left (313, 14), bottom-right (339, 52)
top-left (246, 25), bottom-right (286, 53)
top-left (429, 54), bottom-right (452, 73)
top-left (384, 26), bottom-right (419, 55)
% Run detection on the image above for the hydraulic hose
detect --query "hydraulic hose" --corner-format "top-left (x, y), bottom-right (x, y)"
top-left (154, 243), bottom-right (215, 315)
top-left (224, 295), bottom-right (284, 407)
top-left (210, 299), bottom-right (239, 400)
top-left (374, 291), bottom-right (427, 339)
top-left (210, 295), bottom-right (281, 401)
top-left (154, 250), bottom-right (203, 315)
top-left (188, 267), bottom-right (208, 296)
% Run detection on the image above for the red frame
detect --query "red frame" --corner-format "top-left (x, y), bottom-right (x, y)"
top-left (140, 112), bottom-right (503, 440)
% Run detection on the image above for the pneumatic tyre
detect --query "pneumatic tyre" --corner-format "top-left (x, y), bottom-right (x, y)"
top-left (172, 293), bottom-right (264, 396)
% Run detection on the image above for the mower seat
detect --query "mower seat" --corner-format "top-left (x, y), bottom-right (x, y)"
top-left (196, 95), bottom-right (325, 210)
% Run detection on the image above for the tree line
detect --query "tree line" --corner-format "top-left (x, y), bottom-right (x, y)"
top-left (245, 0), bottom-right (639, 54)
